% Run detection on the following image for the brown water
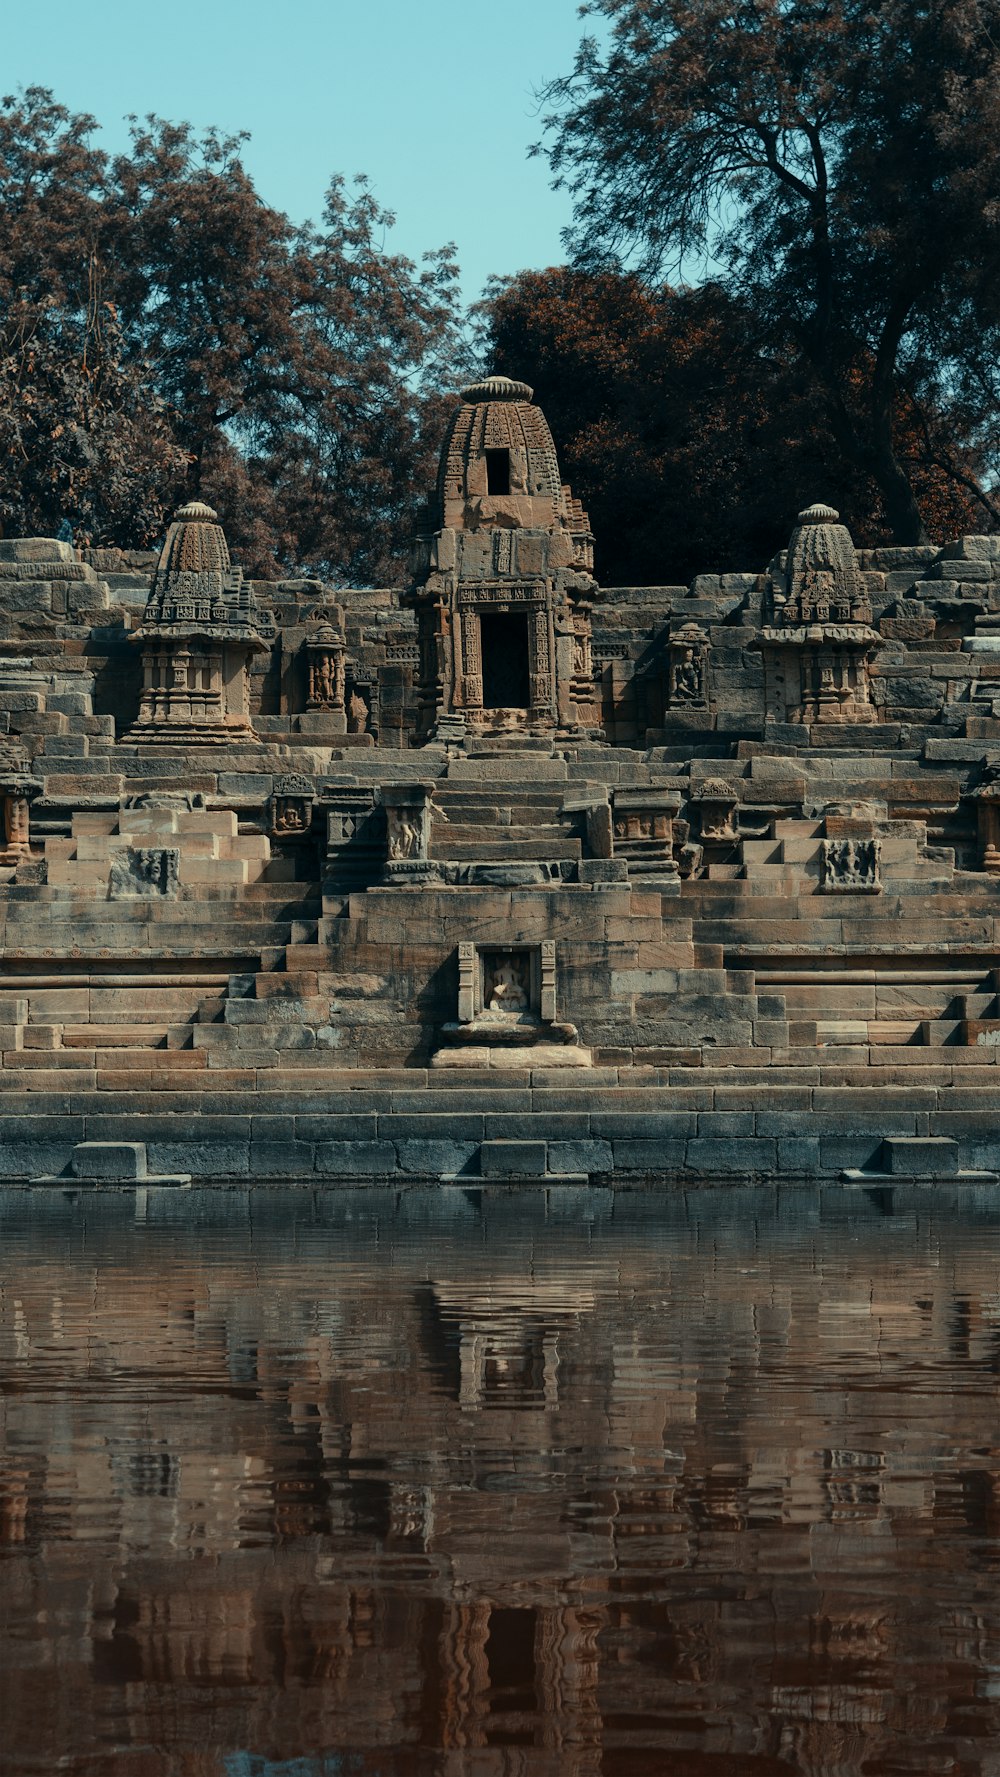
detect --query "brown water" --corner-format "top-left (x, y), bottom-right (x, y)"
top-left (1, 1184), bottom-right (1000, 1776)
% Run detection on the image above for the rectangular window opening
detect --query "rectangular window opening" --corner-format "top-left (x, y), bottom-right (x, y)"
top-left (485, 449), bottom-right (511, 495)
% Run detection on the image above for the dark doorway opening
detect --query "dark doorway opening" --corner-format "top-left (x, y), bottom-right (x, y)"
top-left (485, 449), bottom-right (511, 495)
top-left (481, 612), bottom-right (530, 708)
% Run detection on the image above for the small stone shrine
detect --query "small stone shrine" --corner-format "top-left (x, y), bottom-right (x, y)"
top-left (3, 377), bottom-right (1000, 1186)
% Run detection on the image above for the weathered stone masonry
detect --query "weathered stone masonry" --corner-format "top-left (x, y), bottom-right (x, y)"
top-left (4, 374), bottom-right (1000, 1184)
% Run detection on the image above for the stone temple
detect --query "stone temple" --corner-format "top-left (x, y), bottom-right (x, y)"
top-left (3, 371), bottom-right (1000, 1185)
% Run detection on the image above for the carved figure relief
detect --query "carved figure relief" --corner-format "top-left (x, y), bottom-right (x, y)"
top-left (109, 847), bottom-right (180, 900)
top-left (2, 794), bottom-right (30, 857)
top-left (667, 624), bottom-right (709, 709)
top-left (697, 779), bottom-right (740, 841)
top-left (821, 837), bottom-right (881, 893)
top-left (483, 952), bottom-right (531, 1019)
top-left (305, 626), bottom-right (346, 710)
top-left (347, 689), bottom-right (370, 734)
top-left (387, 810), bottom-right (424, 861)
top-left (268, 774), bottom-right (314, 838)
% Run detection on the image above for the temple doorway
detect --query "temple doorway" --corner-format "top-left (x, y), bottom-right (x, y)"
top-left (480, 612), bottom-right (530, 708)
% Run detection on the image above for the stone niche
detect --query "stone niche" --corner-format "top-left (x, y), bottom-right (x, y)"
top-left (302, 621), bottom-right (346, 725)
top-left (129, 500), bottom-right (275, 744)
top-left (667, 621), bottom-right (710, 709)
top-left (410, 377), bottom-right (603, 743)
top-left (756, 503), bottom-right (882, 725)
top-left (267, 773), bottom-right (315, 840)
top-left (383, 782), bottom-right (435, 880)
top-left (433, 940), bottom-right (590, 1067)
top-left (693, 778), bottom-right (741, 842)
top-left (0, 771), bottom-right (40, 865)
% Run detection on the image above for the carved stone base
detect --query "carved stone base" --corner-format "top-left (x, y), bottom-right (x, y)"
top-left (129, 720), bottom-right (258, 746)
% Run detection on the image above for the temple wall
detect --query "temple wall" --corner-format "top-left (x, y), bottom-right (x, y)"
top-left (2, 419), bottom-right (1000, 1184)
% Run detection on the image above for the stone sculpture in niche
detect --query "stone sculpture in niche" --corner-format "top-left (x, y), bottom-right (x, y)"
top-left (821, 838), bottom-right (882, 893)
top-left (268, 774), bottom-right (314, 838)
top-left (304, 623), bottom-right (346, 712)
top-left (696, 779), bottom-right (740, 841)
top-left (668, 622), bottom-right (709, 707)
top-left (755, 503), bottom-right (882, 725)
top-left (130, 501), bottom-right (273, 743)
top-left (387, 813), bottom-right (423, 860)
top-left (382, 783), bottom-right (434, 874)
top-left (485, 953), bottom-right (530, 1017)
top-left (109, 847), bottom-right (180, 899)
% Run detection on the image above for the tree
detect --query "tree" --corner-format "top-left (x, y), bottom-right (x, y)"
top-left (0, 297), bottom-right (188, 546)
top-left (537, 0), bottom-right (1000, 542)
top-left (482, 265), bottom-right (984, 584)
top-left (0, 89), bottom-right (467, 579)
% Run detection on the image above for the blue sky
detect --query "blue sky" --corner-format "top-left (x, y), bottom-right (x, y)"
top-left (3, 0), bottom-right (599, 302)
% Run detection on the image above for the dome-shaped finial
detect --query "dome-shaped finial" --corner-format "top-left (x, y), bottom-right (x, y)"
top-left (460, 374), bottom-right (534, 404)
top-left (173, 499), bottom-right (219, 524)
top-left (798, 501), bottom-right (840, 524)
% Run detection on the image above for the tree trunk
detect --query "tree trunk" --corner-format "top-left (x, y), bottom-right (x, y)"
top-left (869, 419), bottom-right (929, 545)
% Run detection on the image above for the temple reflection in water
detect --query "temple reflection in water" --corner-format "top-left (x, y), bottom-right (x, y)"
top-left (2, 1186), bottom-right (1000, 1775)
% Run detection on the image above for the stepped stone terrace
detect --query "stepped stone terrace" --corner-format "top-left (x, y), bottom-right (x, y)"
top-left (3, 375), bottom-right (1000, 1186)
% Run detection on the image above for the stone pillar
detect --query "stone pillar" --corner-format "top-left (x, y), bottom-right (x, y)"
top-left (323, 789), bottom-right (383, 889)
top-left (0, 776), bottom-right (39, 864)
top-left (975, 786), bottom-right (1000, 873)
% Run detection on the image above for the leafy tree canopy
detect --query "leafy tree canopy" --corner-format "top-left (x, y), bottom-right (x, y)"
top-left (537, 0), bottom-right (1000, 543)
top-left (483, 265), bottom-right (983, 586)
top-left (0, 88), bottom-right (468, 580)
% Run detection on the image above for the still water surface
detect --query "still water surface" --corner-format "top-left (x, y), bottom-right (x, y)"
top-left (2, 1184), bottom-right (1000, 1775)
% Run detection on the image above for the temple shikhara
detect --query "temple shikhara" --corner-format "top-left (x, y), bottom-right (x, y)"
top-left (3, 372), bottom-right (1000, 1185)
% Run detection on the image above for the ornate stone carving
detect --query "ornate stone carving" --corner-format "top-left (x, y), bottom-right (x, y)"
top-left (668, 622), bottom-right (709, 708)
top-left (108, 847), bottom-right (180, 899)
top-left (972, 777), bottom-right (1000, 873)
top-left (756, 504), bottom-right (881, 725)
top-left (304, 623), bottom-right (346, 711)
top-left (382, 783), bottom-right (434, 876)
top-left (0, 773), bottom-right (39, 863)
top-left (821, 837), bottom-right (882, 893)
top-left (411, 377), bottom-right (602, 742)
top-left (610, 790), bottom-right (682, 879)
top-left (485, 953), bottom-right (530, 1016)
top-left (695, 778), bottom-right (740, 841)
top-left (268, 773), bottom-right (314, 838)
top-left (130, 501), bottom-right (272, 743)
top-left (124, 791), bottom-right (207, 812)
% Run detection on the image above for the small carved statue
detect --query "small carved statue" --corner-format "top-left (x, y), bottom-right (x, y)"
top-left (347, 690), bottom-right (369, 734)
top-left (670, 649), bottom-right (704, 705)
top-left (387, 809), bottom-right (424, 861)
top-left (487, 958), bottom-right (529, 1014)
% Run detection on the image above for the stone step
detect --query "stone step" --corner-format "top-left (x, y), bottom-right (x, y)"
top-left (430, 838), bottom-right (581, 862)
top-left (432, 821), bottom-right (569, 844)
top-left (58, 1024), bottom-right (192, 1050)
